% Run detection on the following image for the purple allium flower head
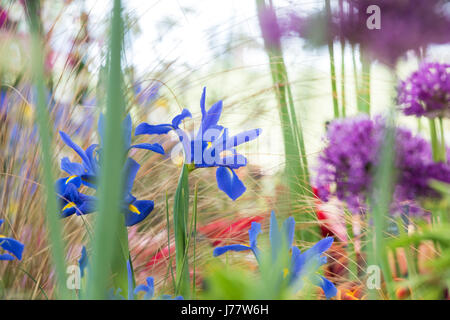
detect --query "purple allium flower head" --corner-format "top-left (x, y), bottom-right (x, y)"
top-left (284, 0), bottom-right (450, 67)
top-left (398, 62), bottom-right (450, 118)
top-left (257, 6), bottom-right (282, 50)
top-left (316, 115), bottom-right (450, 216)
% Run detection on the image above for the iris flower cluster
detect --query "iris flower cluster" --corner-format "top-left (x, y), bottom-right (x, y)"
top-left (315, 115), bottom-right (450, 215)
top-left (398, 62), bottom-right (450, 118)
top-left (135, 87), bottom-right (261, 201)
top-left (0, 219), bottom-right (24, 261)
top-left (56, 114), bottom-right (165, 226)
top-left (213, 212), bottom-right (337, 299)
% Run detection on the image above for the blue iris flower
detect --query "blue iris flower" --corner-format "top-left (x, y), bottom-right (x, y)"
top-left (56, 176), bottom-right (96, 217)
top-left (59, 131), bottom-right (99, 189)
top-left (135, 87), bottom-right (261, 200)
top-left (60, 114), bottom-right (164, 189)
top-left (57, 114), bottom-right (161, 226)
top-left (0, 219), bottom-right (25, 261)
top-left (212, 211), bottom-right (337, 299)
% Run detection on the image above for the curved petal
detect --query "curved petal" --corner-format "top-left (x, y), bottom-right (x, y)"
top-left (172, 109), bottom-right (192, 128)
top-left (124, 200), bottom-right (154, 227)
top-left (60, 158), bottom-right (84, 176)
top-left (283, 216), bottom-right (296, 249)
top-left (78, 246), bottom-right (88, 277)
top-left (202, 100), bottom-right (223, 131)
top-left (307, 237), bottom-right (334, 257)
top-left (248, 222), bottom-right (262, 249)
top-left (216, 167), bottom-right (246, 201)
top-left (200, 87), bottom-right (207, 118)
top-left (319, 276), bottom-right (337, 299)
top-left (213, 244), bottom-right (252, 257)
top-left (134, 284), bottom-right (150, 296)
top-left (0, 253), bottom-right (15, 260)
top-left (131, 143), bottom-right (165, 155)
top-left (134, 123), bottom-right (173, 136)
top-left (62, 205), bottom-right (77, 218)
top-left (123, 158), bottom-right (140, 195)
top-left (56, 177), bottom-right (81, 195)
top-left (85, 144), bottom-right (99, 172)
top-left (59, 131), bottom-right (90, 168)
top-left (0, 237), bottom-right (24, 260)
top-left (77, 195), bottom-right (97, 215)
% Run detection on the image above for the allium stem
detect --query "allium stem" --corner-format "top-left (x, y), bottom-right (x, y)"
top-left (439, 117), bottom-right (447, 162)
top-left (429, 118), bottom-right (440, 162)
top-left (325, 0), bottom-right (340, 118)
top-left (359, 51), bottom-right (371, 115)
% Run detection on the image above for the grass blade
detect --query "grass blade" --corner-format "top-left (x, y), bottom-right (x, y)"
top-left (87, 0), bottom-right (126, 299)
top-left (26, 0), bottom-right (69, 300)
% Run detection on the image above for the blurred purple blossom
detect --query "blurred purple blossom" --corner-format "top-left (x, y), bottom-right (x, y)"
top-left (398, 62), bottom-right (450, 118)
top-left (281, 0), bottom-right (450, 66)
top-left (315, 115), bottom-right (450, 216)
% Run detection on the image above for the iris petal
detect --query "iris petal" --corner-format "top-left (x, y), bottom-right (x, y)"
top-left (0, 253), bottom-right (15, 260)
top-left (0, 237), bottom-right (24, 260)
top-left (172, 109), bottom-right (192, 128)
top-left (61, 158), bottom-right (85, 176)
top-left (283, 216), bottom-right (296, 249)
top-left (134, 123), bottom-right (173, 136)
top-left (215, 167), bottom-right (246, 201)
top-left (59, 131), bottom-right (91, 169)
top-left (123, 158), bottom-right (140, 195)
top-left (78, 246), bottom-right (88, 277)
top-left (213, 244), bottom-right (252, 257)
top-left (248, 222), bottom-right (262, 249)
top-left (131, 143), bottom-right (164, 155)
top-left (319, 276), bottom-right (337, 299)
top-left (124, 200), bottom-right (154, 226)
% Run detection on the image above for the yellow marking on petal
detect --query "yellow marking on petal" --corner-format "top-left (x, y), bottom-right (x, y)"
top-left (226, 167), bottom-right (233, 176)
top-left (155, 98), bottom-right (168, 109)
top-left (129, 204), bottom-right (141, 215)
top-left (283, 268), bottom-right (289, 278)
top-left (0, 235), bottom-right (5, 238)
top-left (62, 202), bottom-right (76, 211)
top-left (207, 141), bottom-right (212, 148)
top-left (66, 175), bottom-right (78, 184)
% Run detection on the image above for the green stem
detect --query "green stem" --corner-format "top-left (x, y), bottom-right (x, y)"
top-left (396, 217), bottom-right (418, 299)
top-left (325, 0), bottom-right (340, 118)
top-left (439, 117), bottom-right (447, 162)
top-left (339, 0), bottom-right (346, 117)
top-left (192, 184), bottom-right (198, 299)
top-left (255, 0), bottom-right (317, 242)
top-left (27, 0), bottom-right (69, 299)
top-left (173, 164), bottom-right (190, 298)
top-left (345, 213), bottom-right (358, 281)
top-left (429, 118), bottom-right (440, 162)
top-left (367, 114), bottom-right (396, 300)
top-left (351, 44), bottom-right (361, 113)
top-left (360, 50), bottom-right (371, 115)
top-left (87, 0), bottom-right (126, 299)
